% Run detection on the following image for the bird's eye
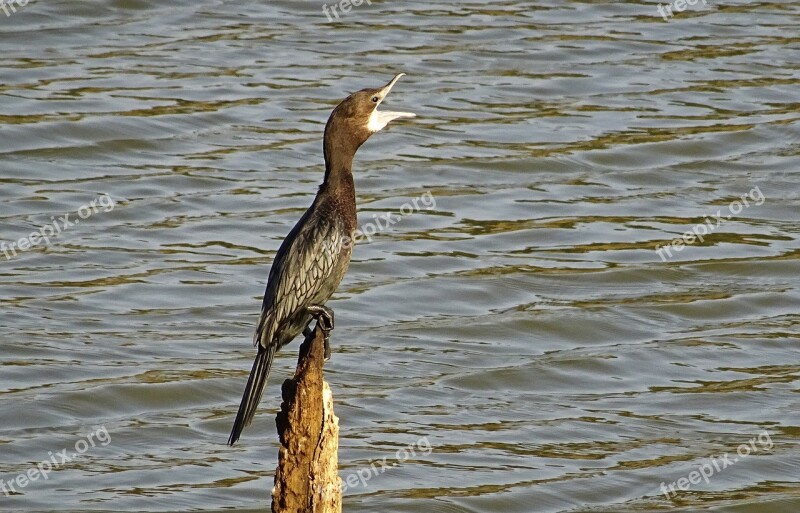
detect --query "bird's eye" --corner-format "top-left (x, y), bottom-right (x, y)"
top-left (371, 96), bottom-right (379, 103)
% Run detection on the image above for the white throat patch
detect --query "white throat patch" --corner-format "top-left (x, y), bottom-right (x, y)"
top-left (367, 108), bottom-right (388, 133)
top-left (367, 108), bottom-right (416, 133)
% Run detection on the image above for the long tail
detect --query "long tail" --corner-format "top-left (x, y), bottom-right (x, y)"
top-left (228, 344), bottom-right (276, 445)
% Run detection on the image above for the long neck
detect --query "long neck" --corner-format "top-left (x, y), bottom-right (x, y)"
top-left (322, 121), bottom-right (361, 186)
top-left (323, 146), bottom-right (355, 185)
top-left (321, 128), bottom-right (358, 229)
top-left (322, 156), bottom-right (356, 205)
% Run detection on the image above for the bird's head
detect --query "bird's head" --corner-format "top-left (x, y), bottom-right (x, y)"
top-left (323, 73), bottom-right (415, 169)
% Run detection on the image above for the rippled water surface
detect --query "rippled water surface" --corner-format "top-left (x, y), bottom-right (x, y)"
top-left (2, 1), bottom-right (800, 512)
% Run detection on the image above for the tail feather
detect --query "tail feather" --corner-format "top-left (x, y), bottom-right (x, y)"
top-left (228, 344), bottom-right (276, 445)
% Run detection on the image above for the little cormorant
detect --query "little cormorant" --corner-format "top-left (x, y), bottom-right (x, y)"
top-left (228, 73), bottom-right (415, 445)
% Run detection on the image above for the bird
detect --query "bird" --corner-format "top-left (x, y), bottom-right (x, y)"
top-left (228, 73), bottom-right (415, 445)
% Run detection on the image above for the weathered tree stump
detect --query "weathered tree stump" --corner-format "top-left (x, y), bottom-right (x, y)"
top-left (272, 324), bottom-right (341, 513)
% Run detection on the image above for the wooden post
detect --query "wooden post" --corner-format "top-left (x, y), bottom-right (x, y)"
top-left (272, 325), bottom-right (342, 513)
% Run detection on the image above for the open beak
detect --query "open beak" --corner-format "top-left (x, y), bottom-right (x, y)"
top-left (369, 73), bottom-right (416, 132)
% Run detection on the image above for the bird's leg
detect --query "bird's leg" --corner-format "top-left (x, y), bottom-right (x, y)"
top-left (306, 305), bottom-right (334, 360)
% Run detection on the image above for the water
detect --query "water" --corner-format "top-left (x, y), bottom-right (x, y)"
top-left (1, 0), bottom-right (799, 512)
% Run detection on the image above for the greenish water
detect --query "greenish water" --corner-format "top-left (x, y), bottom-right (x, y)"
top-left (1, 1), bottom-right (799, 512)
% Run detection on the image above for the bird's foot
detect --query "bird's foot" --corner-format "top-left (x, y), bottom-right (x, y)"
top-left (306, 305), bottom-right (334, 360)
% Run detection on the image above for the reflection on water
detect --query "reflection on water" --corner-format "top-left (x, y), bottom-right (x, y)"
top-left (1, 1), bottom-right (799, 512)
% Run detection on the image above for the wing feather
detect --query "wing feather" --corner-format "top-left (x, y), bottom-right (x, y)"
top-left (253, 209), bottom-right (349, 349)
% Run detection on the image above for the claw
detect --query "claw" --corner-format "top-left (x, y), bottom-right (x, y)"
top-left (306, 305), bottom-right (334, 360)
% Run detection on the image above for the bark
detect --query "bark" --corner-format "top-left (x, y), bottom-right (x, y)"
top-left (272, 325), bottom-right (341, 513)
